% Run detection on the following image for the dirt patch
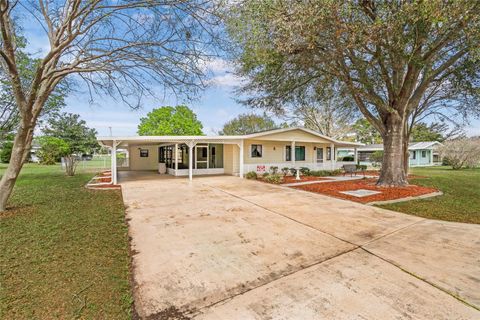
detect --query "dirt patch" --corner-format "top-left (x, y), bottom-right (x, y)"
top-left (293, 178), bottom-right (438, 204)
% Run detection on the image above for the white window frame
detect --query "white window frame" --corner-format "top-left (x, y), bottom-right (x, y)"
top-left (250, 144), bottom-right (263, 158)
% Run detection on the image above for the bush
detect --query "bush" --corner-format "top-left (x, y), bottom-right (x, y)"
top-left (339, 155), bottom-right (354, 161)
top-left (281, 167), bottom-right (290, 176)
top-left (370, 151), bottom-right (384, 167)
top-left (37, 136), bottom-right (70, 165)
top-left (262, 172), bottom-right (270, 178)
top-left (0, 141), bottom-right (13, 163)
top-left (356, 164), bottom-right (367, 171)
top-left (246, 171), bottom-right (258, 179)
top-left (299, 167), bottom-right (310, 175)
top-left (289, 168), bottom-right (297, 176)
top-left (264, 173), bottom-right (283, 184)
top-left (439, 139), bottom-right (480, 169)
top-left (269, 166), bottom-right (278, 174)
top-left (309, 169), bottom-right (343, 176)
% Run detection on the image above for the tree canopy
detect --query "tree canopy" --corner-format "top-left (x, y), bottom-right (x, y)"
top-left (42, 113), bottom-right (98, 155)
top-left (219, 113), bottom-right (279, 135)
top-left (226, 0), bottom-right (480, 186)
top-left (138, 106), bottom-right (203, 136)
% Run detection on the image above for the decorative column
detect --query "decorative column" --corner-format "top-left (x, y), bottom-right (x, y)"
top-left (239, 140), bottom-right (244, 178)
top-left (291, 141), bottom-right (296, 168)
top-left (330, 142), bottom-right (336, 170)
top-left (430, 149), bottom-right (434, 165)
top-left (354, 147), bottom-right (358, 164)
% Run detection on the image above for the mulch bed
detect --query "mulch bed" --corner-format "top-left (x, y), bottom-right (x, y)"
top-left (280, 176), bottom-right (332, 184)
top-left (293, 178), bottom-right (438, 204)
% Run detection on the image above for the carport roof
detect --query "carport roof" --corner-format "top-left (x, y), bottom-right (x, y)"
top-left (97, 127), bottom-right (363, 148)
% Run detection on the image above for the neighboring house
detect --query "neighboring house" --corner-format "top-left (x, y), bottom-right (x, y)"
top-left (98, 127), bottom-right (363, 184)
top-left (355, 141), bottom-right (443, 167)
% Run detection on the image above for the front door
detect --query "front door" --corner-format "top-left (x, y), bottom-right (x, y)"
top-left (195, 145), bottom-right (208, 169)
top-left (316, 147), bottom-right (324, 163)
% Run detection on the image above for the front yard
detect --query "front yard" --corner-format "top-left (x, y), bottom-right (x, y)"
top-left (377, 166), bottom-right (480, 224)
top-left (0, 164), bottom-right (132, 319)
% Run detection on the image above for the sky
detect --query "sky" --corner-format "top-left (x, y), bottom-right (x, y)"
top-left (19, 7), bottom-right (480, 138)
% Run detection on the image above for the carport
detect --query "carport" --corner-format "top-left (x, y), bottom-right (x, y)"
top-left (98, 136), bottom-right (244, 184)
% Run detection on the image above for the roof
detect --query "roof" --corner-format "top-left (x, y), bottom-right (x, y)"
top-left (97, 127), bottom-right (363, 148)
top-left (358, 141), bottom-right (442, 152)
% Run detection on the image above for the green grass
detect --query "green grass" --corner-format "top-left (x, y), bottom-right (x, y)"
top-left (377, 166), bottom-right (480, 224)
top-left (0, 163), bottom-right (132, 319)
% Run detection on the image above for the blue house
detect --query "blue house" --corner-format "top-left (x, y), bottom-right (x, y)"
top-left (356, 141), bottom-right (443, 167)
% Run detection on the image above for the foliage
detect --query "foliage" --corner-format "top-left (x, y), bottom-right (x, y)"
top-left (370, 151), bottom-right (384, 168)
top-left (41, 113), bottom-right (98, 176)
top-left (0, 164), bottom-right (132, 318)
top-left (138, 106), bottom-right (203, 136)
top-left (356, 164), bottom-right (368, 172)
top-left (219, 113), bottom-right (279, 135)
top-left (410, 122), bottom-right (464, 143)
top-left (0, 43), bottom-right (67, 140)
top-left (262, 172), bottom-right (269, 178)
top-left (378, 166), bottom-right (480, 224)
top-left (281, 167), bottom-right (290, 176)
top-left (226, 0), bottom-right (480, 186)
top-left (289, 168), bottom-right (297, 176)
top-left (352, 119), bottom-right (382, 144)
top-left (339, 155), bottom-right (354, 162)
top-left (269, 166), bottom-right (278, 174)
top-left (309, 169), bottom-right (343, 177)
top-left (264, 173), bottom-right (282, 184)
top-left (37, 137), bottom-right (70, 165)
top-left (246, 171), bottom-right (258, 179)
top-left (0, 141), bottom-right (13, 163)
top-left (439, 139), bottom-right (480, 169)
top-left (299, 167), bottom-right (310, 175)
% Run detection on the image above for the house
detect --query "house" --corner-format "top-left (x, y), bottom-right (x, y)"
top-left (355, 141), bottom-right (443, 167)
top-left (97, 127), bottom-right (363, 184)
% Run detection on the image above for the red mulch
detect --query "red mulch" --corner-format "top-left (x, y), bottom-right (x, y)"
top-left (99, 171), bottom-right (111, 176)
top-left (96, 177), bottom-right (111, 183)
top-left (280, 176), bottom-right (332, 184)
top-left (293, 178), bottom-right (438, 204)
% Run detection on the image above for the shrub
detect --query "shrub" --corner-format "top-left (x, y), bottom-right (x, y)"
top-left (262, 172), bottom-right (270, 178)
top-left (269, 166), bottom-right (279, 174)
top-left (0, 141), bottom-right (13, 163)
top-left (356, 164), bottom-right (367, 171)
top-left (289, 168), bottom-right (297, 176)
top-left (299, 167), bottom-right (310, 175)
top-left (246, 171), bottom-right (257, 179)
top-left (339, 155), bottom-right (354, 161)
top-left (264, 173), bottom-right (283, 184)
top-left (370, 151), bottom-right (384, 167)
top-left (439, 139), bottom-right (480, 169)
top-left (309, 169), bottom-right (343, 176)
top-left (281, 167), bottom-right (290, 176)
top-left (37, 136), bottom-right (70, 165)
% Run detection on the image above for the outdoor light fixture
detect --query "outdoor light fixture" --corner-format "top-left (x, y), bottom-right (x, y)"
top-left (314, 147), bottom-right (317, 150)
top-left (273, 146), bottom-right (276, 150)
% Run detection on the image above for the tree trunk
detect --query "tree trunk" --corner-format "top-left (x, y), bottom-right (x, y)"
top-left (0, 121), bottom-right (34, 211)
top-left (377, 115), bottom-right (408, 187)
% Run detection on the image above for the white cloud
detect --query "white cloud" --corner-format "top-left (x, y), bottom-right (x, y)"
top-left (208, 73), bottom-right (243, 88)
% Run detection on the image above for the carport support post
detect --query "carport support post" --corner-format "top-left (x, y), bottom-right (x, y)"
top-left (291, 141), bottom-right (296, 168)
top-left (111, 141), bottom-right (117, 184)
top-left (354, 147), bottom-right (358, 164)
top-left (239, 140), bottom-right (244, 178)
top-left (188, 141), bottom-right (194, 181)
top-left (174, 143), bottom-right (178, 174)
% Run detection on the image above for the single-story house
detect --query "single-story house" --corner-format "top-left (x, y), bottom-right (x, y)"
top-left (98, 127), bottom-right (363, 184)
top-left (353, 141), bottom-right (443, 167)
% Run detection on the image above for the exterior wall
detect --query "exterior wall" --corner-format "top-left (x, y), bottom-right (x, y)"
top-left (223, 144), bottom-right (239, 175)
top-left (242, 138), bottom-right (343, 173)
top-left (128, 144), bottom-right (159, 171)
top-left (409, 149), bottom-right (433, 166)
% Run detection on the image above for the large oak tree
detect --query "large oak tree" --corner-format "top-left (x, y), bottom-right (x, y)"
top-left (0, 0), bottom-right (221, 211)
top-left (226, 0), bottom-right (480, 186)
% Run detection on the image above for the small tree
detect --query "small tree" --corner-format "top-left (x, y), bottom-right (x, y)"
top-left (138, 106), bottom-right (203, 136)
top-left (42, 113), bottom-right (98, 176)
top-left (439, 139), bottom-right (480, 170)
top-left (219, 113), bottom-right (278, 135)
top-left (37, 137), bottom-right (69, 165)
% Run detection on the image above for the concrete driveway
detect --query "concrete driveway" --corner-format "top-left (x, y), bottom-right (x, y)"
top-left (120, 173), bottom-right (480, 319)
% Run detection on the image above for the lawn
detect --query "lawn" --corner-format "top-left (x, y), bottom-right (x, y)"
top-left (0, 163), bottom-right (132, 319)
top-left (377, 166), bottom-right (480, 224)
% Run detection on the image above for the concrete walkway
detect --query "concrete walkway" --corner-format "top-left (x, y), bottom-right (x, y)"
top-left (120, 172), bottom-right (480, 319)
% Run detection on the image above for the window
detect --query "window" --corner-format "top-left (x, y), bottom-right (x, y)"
top-left (326, 147), bottom-right (332, 160)
top-left (140, 149), bottom-right (149, 157)
top-left (422, 150), bottom-right (427, 158)
top-left (412, 151), bottom-right (416, 160)
top-left (251, 144), bottom-right (262, 158)
top-left (286, 146), bottom-right (305, 161)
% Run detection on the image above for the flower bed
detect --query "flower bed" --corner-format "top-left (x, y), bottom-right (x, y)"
top-left (293, 178), bottom-right (438, 204)
top-left (86, 171), bottom-right (120, 190)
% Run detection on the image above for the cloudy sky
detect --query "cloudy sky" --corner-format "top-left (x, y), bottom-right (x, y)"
top-left (21, 11), bottom-right (480, 138)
